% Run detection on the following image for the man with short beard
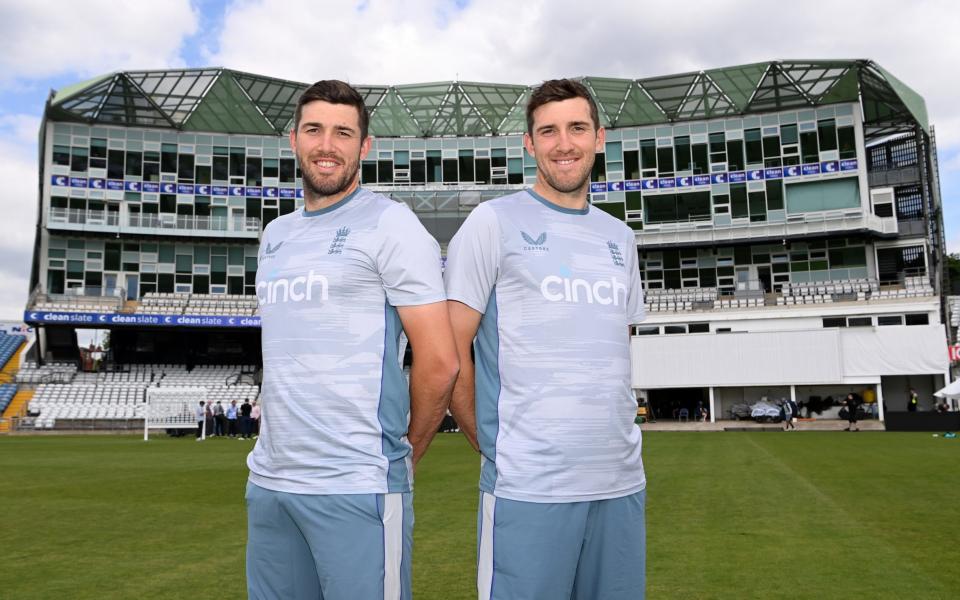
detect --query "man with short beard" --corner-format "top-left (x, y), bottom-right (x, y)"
top-left (444, 79), bottom-right (648, 600)
top-left (245, 80), bottom-right (459, 600)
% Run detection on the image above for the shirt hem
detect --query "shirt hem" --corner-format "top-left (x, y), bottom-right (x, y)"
top-left (247, 472), bottom-right (410, 496)
top-left (389, 293), bottom-right (447, 307)
top-left (481, 480), bottom-right (646, 504)
top-left (445, 290), bottom-right (486, 314)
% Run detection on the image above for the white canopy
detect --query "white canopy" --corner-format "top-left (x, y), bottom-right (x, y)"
top-left (934, 379), bottom-right (960, 399)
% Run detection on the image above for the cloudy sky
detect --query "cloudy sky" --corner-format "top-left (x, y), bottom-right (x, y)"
top-left (0, 0), bottom-right (958, 319)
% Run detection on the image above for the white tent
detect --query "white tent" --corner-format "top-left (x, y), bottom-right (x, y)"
top-left (934, 379), bottom-right (960, 399)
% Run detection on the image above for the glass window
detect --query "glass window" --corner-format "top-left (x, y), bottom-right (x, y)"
top-left (674, 136), bottom-right (691, 172)
top-left (379, 160), bottom-right (394, 183)
top-left (765, 180), bottom-right (784, 211)
top-left (158, 245), bottom-right (175, 263)
top-left (90, 138), bottom-right (107, 159)
top-left (624, 150), bottom-right (640, 180)
top-left (212, 155), bottom-right (229, 181)
top-left (847, 317), bottom-right (872, 327)
top-left (730, 184), bottom-right (748, 218)
top-left (178, 153), bottom-right (195, 182)
top-left (748, 191), bottom-right (766, 221)
top-left (474, 159), bottom-right (490, 184)
top-left (780, 124), bottom-right (798, 145)
top-left (53, 145), bottom-right (71, 166)
top-left (361, 161), bottom-right (377, 184)
top-left (878, 315), bottom-right (903, 326)
top-left (905, 313), bottom-right (929, 326)
top-left (71, 146), bottom-right (88, 172)
top-left (159, 195), bottom-right (176, 213)
top-left (195, 165), bottom-right (211, 185)
top-left (656, 147), bottom-right (674, 175)
top-left (459, 150), bottom-right (475, 182)
top-left (175, 254), bottom-right (192, 273)
top-left (645, 194), bottom-right (678, 223)
top-left (426, 151), bottom-right (441, 183)
top-left (591, 153), bottom-right (606, 182)
top-left (263, 159), bottom-right (279, 179)
top-left (640, 139), bottom-right (656, 171)
top-left (725, 140), bottom-right (744, 172)
top-left (692, 143), bottom-right (709, 174)
top-left (709, 132), bottom-right (726, 163)
top-left (107, 150), bottom-right (124, 180)
top-left (823, 317), bottom-right (846, 328)
top-left (246, 157), bottom-right (262, 186)
top-left (763, 135), bottom-right (781, 158)
top-left (279, 158), bottom-right (296, 183)
top-left (230, 149), bottom-right (245, 177)
top-left (818, 119), bottom-right (838, 152)
top-left (744, 129), bottom-right (762, 164)
top-left (161, 143), bottom-right (178, 172)
top-left (410, 160), bottom-right (426, 184)
top-left (837, 126), bottom-right (856, 160)
top-left (800, 131), bottom-right (819, 163)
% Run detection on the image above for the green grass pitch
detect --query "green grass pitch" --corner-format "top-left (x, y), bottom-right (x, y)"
top-left (1, 432), bottom-right (958, 599)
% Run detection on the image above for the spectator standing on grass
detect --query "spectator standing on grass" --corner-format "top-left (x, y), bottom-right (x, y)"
top-left (205, 401), bottom-right (215, 437)
top-left (250, 400), bottom-right (261, 438)
top-left (843, 393), bottom-right (862, 431)
top-left (445, 79), bottom-right (648, 600)
top-left (213, 401), bottom-right (226, 437)
top-left (244, 80), bottom-right (459, 600)
top-left (240, 398), bottom-right (253, 439)
top-left (782, 397), bottom-right (798, 431)
top-left (908, 388), bottom-right (919, 412)
top-left (226, 400), bottom-right (238, 437)
top-left (195, 400), bottom-right (206, 439)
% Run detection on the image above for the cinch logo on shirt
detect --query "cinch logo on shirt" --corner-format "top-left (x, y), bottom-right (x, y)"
top-left (540, 275), bottom-right (627, 306)
top-left (257, 270), bottom-right (329, 305)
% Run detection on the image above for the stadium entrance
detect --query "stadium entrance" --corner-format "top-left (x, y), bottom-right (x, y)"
top-left (647, 387), bottom-right (710, 423)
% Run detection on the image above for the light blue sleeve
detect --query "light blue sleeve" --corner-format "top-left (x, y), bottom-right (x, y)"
top-left (443, 202), bottom-right (501, 314)
top-left (624, 231), bottom-right (646, 324)
top-left (376, 203), bottom-right (446, 307)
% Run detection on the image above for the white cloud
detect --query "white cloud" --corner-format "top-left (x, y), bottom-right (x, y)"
top-left (207, 1), bottom-right (960, 144)
top-left (0, 0), bottom-right (199, 82)
top-left (0, 118), bottom-right (39, 319)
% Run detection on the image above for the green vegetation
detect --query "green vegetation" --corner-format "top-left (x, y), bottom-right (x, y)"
top-left (1, 432), bottom-right (957, 599)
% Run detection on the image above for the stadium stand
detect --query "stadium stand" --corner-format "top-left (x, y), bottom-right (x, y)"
top-left (183, 294), bottom-right (258, 316)
top-left (0, 332), bottom-right (25, 371)
top-left (133, 293), bottom-right (258, 316)
top-left (0, 384), bottom-right (16, 414)
top-left (16, 362), bottom-right (78, 384)
top-left (134, 293), bottom-right (191, 315)
top-left (24, 364), bottom-right (260, 430)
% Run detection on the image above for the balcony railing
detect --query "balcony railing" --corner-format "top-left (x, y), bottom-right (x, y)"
top-left (48, 208), bottom-right (261, 238)
top-left (635, 209), bottom-right (897, 246)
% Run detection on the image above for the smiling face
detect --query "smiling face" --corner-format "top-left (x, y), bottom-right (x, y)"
top-left (524, 97), bottom-right (605, 197)
top-left (289, 100), bottom-right (371, 202)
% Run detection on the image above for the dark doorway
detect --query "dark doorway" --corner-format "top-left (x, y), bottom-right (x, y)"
top-left (648, 387), bottom-right (710, 422)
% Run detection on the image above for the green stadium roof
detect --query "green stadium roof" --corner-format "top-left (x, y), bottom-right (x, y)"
top-left (44, 60), bottom-right (929, 140)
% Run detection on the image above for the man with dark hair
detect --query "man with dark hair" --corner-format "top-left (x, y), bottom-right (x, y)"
top-left (245, 79), bottom-right (460, 600)
top-left (445, 78), bottom-right (648, 599)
